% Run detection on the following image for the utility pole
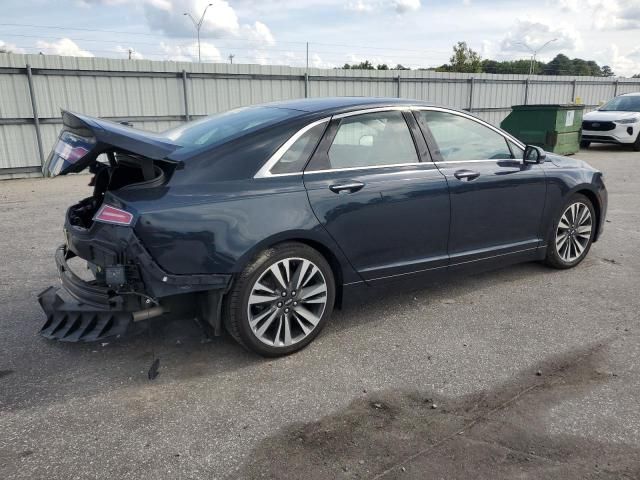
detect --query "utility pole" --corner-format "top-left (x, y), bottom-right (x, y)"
top-left (306, 42), bottom-right (309, 70)
top-left (514, 38), bottom-right (558, 76)
top-left (228, 54), bottom-right (235, 64)
top-left (184, 3), bottom-right (213, 63)
top-left (128, 48), bottom-right (133, 60)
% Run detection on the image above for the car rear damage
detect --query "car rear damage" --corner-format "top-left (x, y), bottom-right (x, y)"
top-left (38, 110), bottom-right (231, 342)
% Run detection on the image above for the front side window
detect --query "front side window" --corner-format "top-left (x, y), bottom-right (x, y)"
top-left (418, 111), bottom-right (513, 161)
top-left (324, 111), bottom-right (419, 169)
top-left (270, 122), bottom-right (327, 175)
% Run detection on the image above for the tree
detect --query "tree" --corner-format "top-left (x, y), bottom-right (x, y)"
top-left (394, 64), bottom-right (410, 70)
top-left (0, 46), bottom-right (13, 54)
top-left (545, 54), bottom-right (573, 75)
top-left (633, 73), bottom-right (640, 78)
top-left (448, 41), bottom-right (482, 73)
top-left (376, 64), bottom-right (389, 70)
top-left (601, 65), bottom-right (615, 77)
top-left (342, 60), bottom-right (375, 70)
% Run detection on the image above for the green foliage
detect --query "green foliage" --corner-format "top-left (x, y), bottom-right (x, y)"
top-left (601, 66), bottom-right (615, 77)
top-left (444, 41), bottom-right (482, 73)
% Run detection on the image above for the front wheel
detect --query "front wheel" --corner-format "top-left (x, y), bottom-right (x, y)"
top-left (633, 133), bottom-right (640, 152)
top-left (544, 194), bottom-right (596, 269)
top-left (223, 242), bottom-right (335, 357)
top-left (580, 140), bottom-right (590, 149)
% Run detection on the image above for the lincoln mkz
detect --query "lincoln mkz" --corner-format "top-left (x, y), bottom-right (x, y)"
top-left (38, 97), bottom-right (607, 356)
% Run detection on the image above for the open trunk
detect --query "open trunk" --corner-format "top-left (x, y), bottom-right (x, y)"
top-left (47, 110), bottom-right (181, 230)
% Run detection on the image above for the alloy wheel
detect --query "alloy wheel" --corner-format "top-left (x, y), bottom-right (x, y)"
top-left (246, 257), bottom-right (328, 347)
top-left (555, 202), bottom-right (593, 263)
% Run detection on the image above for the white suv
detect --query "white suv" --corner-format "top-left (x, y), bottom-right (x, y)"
top-left (581, 92), bottom-right (640, 151)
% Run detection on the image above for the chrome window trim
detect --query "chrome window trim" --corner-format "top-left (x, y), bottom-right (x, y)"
top-left (304, 162), bottom-right (437, 175)
top-left (254, 105), bottom-right (528, 179)
top-left (332, 106), bottom-right (411, 119)
top-left (254, 117), bottom-right (331, 178)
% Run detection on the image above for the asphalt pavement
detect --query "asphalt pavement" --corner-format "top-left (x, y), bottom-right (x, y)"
top-left (1, 145), bottom-right (639, 479)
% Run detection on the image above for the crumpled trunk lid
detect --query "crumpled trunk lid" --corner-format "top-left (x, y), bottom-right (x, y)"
top-left (45, 110), bottom-right (181, 177)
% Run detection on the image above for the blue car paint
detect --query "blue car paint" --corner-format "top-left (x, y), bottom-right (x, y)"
top-left (61, 99), bottom-right (608, 298)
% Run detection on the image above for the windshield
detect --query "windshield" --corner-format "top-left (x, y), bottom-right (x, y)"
top-left (599, 95), bottom-right (640, 112)
top-left (163, 106), bottom-right (302, 150)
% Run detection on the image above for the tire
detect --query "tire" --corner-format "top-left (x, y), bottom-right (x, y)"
top-left (580, 140), bottom-right (590, 149)
top-left (223, 242), bottom-right (335, 357)
top-left (633, 133), bottom-right (640, 152)
top-left (544, 193), bottom-right (596, 269)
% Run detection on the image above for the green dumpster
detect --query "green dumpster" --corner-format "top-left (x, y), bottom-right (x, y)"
top-left (500, 104), bottom-right (585, 155)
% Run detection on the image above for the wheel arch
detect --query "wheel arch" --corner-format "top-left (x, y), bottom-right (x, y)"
top-left (574, 187), bottom-right (602, 242)
top-left (233, 231), bottom-right (354, 309)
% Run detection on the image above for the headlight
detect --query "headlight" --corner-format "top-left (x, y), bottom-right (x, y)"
top-left (615, 117), bottom-right (640, 124)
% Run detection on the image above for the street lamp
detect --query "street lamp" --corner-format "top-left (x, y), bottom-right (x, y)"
top-left (514, 38), bottom-right (558, 75)
top-left (184, 3), bottom-right (213, 63)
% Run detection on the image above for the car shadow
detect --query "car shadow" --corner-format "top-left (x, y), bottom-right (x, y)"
top-left (1, 259), bottom-right (592, 414)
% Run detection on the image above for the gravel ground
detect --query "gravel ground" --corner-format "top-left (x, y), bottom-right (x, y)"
top-left (0, 145), bottom-right (639, 479)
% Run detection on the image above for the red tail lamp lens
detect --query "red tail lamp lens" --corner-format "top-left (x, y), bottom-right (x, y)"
top-left (93, 205), bottom-right (134, 226)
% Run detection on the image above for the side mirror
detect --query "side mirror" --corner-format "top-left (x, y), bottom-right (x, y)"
top-left (523, 145), bottom-right (546, 164)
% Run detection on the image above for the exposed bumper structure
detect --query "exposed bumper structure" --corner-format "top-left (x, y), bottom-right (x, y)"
top-left (38, 231), bottom-right (232, 342)
top-left (38, 247), bottom-right (139, 341)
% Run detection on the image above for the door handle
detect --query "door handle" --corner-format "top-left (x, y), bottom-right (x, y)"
top-left (454, 169), bottom-right (480, 181)
top-left (329, 181), bottom-right (365, 194)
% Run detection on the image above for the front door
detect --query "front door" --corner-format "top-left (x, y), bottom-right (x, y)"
top-left (415, 109), bottom-right (547, 265)
top-left (303, 109), bottom-right (450, 283)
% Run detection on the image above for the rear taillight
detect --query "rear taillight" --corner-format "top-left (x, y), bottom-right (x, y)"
top-left (46, 131), bottom-right (96, 177)
top-left (93, 205), bottom-right (134, 226)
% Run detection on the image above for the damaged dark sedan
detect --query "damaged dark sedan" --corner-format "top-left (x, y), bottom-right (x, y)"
top-left (39, 97), bottom-right (607, 356)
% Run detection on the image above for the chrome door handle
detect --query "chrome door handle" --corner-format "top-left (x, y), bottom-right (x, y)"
top-left (329, 181), bottom-right (365, 194)
top-left (454, 169), bottom-right (480, 181)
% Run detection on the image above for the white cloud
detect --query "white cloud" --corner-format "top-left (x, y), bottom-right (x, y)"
top-left (595, 44), bottom-right (640, 77)
top-left (36, 38), bottom-right (94, 57)
top-left (0, 40), bottom-right (25, 54)
top-left (392, 0), bottom-right (420, 14)
top-left (241, 21), bottom-right (275, 47)
top-left (501, 19), bottom-right (582, 56)
top-left (159, 40), bottom-right (221, 62)
top-left (346, 0), bottom-right (374, 12)
top-left (558, 0), bottom-right (640, 30)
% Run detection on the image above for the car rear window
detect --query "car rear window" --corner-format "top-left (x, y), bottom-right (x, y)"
top-left (163, 106), bottom-right (302, 151)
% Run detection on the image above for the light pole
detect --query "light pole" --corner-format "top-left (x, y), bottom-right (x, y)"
top-left (184, 3), bottom-right (213, 63)
top-left (515, 38), bottom-right (558, 75)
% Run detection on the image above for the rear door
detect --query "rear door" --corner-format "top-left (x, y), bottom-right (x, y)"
top-left (303, 108), bottom-right (450, 283)
top-left (415, 108), bottom-right (547, 265)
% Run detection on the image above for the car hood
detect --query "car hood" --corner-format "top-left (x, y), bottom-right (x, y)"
top-left (583, 110), bottom-right (640, 121)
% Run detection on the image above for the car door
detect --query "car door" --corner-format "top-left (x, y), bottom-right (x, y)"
top-left (303, 108), bottom-right (450, 283)
top-left (414, 108), bottom-right (547, 265)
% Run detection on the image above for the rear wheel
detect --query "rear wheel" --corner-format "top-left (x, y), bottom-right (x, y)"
top-left (544, 194), bottom-right (596, 269)
top-left (580, 140), bottom-right (590, 149)
top-left (224, 242), bottom-right (335, 357)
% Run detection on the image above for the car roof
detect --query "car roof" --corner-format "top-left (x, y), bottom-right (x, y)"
top-left (261, 97), bottom-right (434, 114)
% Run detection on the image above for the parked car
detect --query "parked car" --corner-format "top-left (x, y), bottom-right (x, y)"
top-left (581, 92), bottom-right (640, 151)
top-left (39, 97), bottom-right (607, 356)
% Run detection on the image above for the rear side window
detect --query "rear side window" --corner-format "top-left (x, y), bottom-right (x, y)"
top-left (270, 122), bottom-right (327, 175)
top-left (325, 111), bottom-right (419, 169)
top-left (418, 110), bottom-right (513, 161)
top-left (163, 106), bottom-right (302, 151)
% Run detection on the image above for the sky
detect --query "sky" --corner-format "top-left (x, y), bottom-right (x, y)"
top-left (0, 0), bottom-right (639, 76)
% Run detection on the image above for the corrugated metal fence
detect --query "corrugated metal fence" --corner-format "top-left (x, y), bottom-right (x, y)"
top-left (1, 53), bottom-right (639, 179)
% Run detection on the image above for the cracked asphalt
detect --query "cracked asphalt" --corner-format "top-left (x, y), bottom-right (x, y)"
top-left (1, 145), bottom-right (639, 479)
